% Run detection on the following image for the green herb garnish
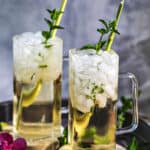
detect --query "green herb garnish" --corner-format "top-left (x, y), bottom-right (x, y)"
top-left (44, 44), bottom-right (53, 49)
top-left (58, 127), bottom-right (68, 147)
top-left (117, 96), bottom-right (132, 128)
top-left (82, 127), bottom-right (96, 139)
top-left (80, 0), bottom-right (124, 53)
top-left (91, 83), bottom-right (104, 94)
top-left (38, 64), bottom-right (48, 68)
top-left (81, 19), bottom-right (120, 54)
top-left (42, 0), bottom-right (67, 47)
top-left (79, 127), bottom-right (96, 148)
top-left (79, 127), bottom-right (110, 147)
top-left (127, 137), bottom-right (150, 150)
top-left (127, 137), bottom-right (138, 150)
top-left (42, 9), bottom-right (64, 42)
top-left (117, 90), bottom-right (141, 128)
top-left (86, 83), bottom-right (104, 101)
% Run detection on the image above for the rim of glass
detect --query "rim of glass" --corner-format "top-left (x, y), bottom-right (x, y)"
top-left (13, 31), bottom-right (63, 44)
top-left (69, 48), bottom-right (98, 55)
top-left (69, 48), bottom-right (116, 56)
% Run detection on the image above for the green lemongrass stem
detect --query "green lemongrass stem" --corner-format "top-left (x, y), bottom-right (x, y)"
top-left (51, 0), bottom-right (68, 38)
top-left (16, 96), bottom-right (23, 130)
top-left (16, 80), bottom-right (42, 130)
top-left (106, 0), bottom-right (125, 51)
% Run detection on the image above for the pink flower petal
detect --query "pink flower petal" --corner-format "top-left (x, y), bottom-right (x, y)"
top-left (0, 133), bottom-right (13, 144)
top-left (1, 140), bottom-right (13, 150)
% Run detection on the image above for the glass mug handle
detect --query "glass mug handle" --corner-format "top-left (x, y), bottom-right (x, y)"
top-left (117, 72), bottom-right (139, 135)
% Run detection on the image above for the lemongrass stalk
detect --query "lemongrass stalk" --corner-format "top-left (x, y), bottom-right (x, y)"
top-left (16, 80), bottom-right (42, 130)
top-left (52, 0), bottom-right (68, 38)
top-left (106, 0), bottom-right (125, 51)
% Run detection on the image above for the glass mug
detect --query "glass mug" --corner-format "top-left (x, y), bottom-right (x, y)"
top-left (13, 32), bottom-right (63, 142)
top-left (68, 49), bottom-right (138, 150)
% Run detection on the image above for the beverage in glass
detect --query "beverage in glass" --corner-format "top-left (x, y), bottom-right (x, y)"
top-left (69, 49), bottom-right (119, 150)
top-left (13, 32), bottom-right (62, 141)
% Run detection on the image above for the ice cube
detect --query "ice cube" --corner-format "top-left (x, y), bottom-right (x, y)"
top-left (70, 49), bottom-right (119, 103)
top-left (96, 94), bottom-right (107, 108)
top-left (73, 95), bottom-right (94, 113)
top-left (13, 32), bottom-right (62, 83)
top-left (104, 84), bottom-right (117, 101)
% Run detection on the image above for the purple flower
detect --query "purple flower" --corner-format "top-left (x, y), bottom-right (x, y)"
top-left (13, 138), bottom-right (27, 150)
top-left (0, 133), bottom-right (13, 145)
top-left (0, 132), bottom-right (27, 150)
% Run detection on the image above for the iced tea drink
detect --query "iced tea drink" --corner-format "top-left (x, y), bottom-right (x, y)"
top-left (69, 49), bottom-right (119, 150)
top-left (13, 32), bottom-right (62, 141)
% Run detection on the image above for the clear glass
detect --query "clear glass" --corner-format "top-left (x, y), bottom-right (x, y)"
top-left (117, 73), bottom-right (138, 135)
top-left (13, 32), bottom-right (62, 142)
top-left (69, 49), bottom-right (138, 150)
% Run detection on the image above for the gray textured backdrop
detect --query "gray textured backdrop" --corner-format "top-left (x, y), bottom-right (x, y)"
top-left (0, 0), bottom-right (150, 118)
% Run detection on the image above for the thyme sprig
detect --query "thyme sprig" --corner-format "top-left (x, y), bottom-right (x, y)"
top-left (42, 0), bottom-right (67, 47)
top-left (80, 19), bottom-right (120, 54)
top-left (42, 9), bottom-right (64, 47)
top-left (80, 0), bottom-right (124, 53)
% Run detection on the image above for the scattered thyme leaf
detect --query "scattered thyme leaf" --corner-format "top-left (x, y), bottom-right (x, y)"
top-left (31, 73), bottom-right (35, 80)
top-left (85, 84), bottom-right (104, 102)
top-left (45, 44), bottom-right (53, 48)
top-left (91, 84), bottom-right (104, 94)
top-left (38, 64), bottom-right (48, 68)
